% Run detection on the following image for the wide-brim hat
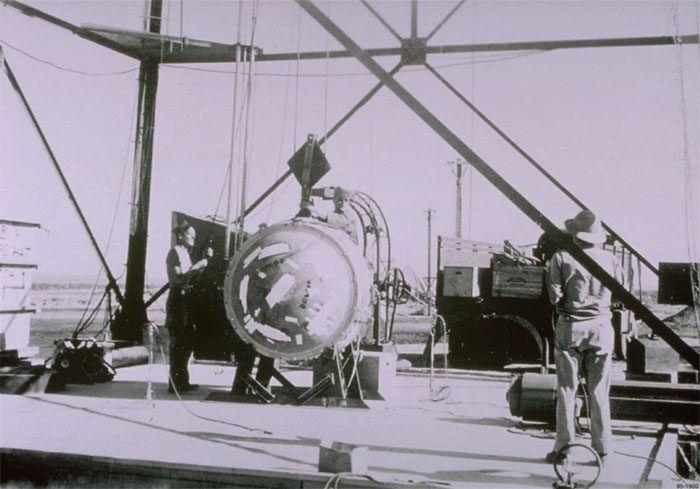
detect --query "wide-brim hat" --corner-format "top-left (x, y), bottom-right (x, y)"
top-left (564, 210), bottom-right (606, 245)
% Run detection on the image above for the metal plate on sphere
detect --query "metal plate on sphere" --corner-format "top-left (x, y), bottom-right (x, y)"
top-left (223, 219), bottom-right (371, 361)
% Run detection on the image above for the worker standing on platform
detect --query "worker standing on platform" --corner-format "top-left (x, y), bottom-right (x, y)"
top-left (545, 210), bottom-right (621, 466)
top-left (296, 187), bottom-right (359, 244)
top-left (165, 221), bottom-right (211, 393)
top-left (323, 187), bottom-right (359, 244)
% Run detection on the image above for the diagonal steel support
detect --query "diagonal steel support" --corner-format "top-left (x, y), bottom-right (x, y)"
top-left (296, 0), bottom-right (699, 370)
top-left (425, 0), bottom-right (467, 42)
top-left (423, 61), bottom-right (659, 276)
top-left (239, 61), bottom-right (403, 220)
top-left (359, 0), bottom-right (403, 42)
top-left (410, 0), bottom-right (418, 38)
top-left (144, 62), bottom-right (403, 307)
top-left (4, 0), bottom-right (143, 59)
top-left (3, 56), bottom-right (125, 305)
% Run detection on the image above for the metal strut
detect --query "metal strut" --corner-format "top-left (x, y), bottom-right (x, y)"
top-left (143, 61), bottom-right (404, 308)
top-left (2, 55), bottom-right (125, 306)
top-left (295, 0), bottom-right (700, 370)
top-left (423, 62), bottom-right (659, 276)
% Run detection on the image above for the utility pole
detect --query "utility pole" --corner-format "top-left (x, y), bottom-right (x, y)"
top-left (424, 208), bottom-right (436, 315)
top-left (448, 158), bottom-right (468, 239)
top-left (112, 0), bottom-right (162, 345)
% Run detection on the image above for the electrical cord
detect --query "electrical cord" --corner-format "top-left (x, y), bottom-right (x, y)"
top-left (149, 324), bottom-right (273, 435)
top-left (322, 472), bottom-right (452, 489)
top-left (577, 373), bottom-right (688, 483)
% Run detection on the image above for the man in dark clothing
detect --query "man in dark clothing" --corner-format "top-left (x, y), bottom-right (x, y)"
top-left (166, 221), bottom-right (211, 393)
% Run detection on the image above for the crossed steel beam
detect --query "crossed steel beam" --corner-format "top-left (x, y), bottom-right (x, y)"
top-left (5, 0), bottom-right (698, 64)
top-left (294, 0), bottom-right (699, 369)
top-left (4, 0), bottom-right (698, 366)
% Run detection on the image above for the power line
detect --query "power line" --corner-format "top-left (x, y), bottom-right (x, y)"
top-left (0, 39), bottom-right (138, 76)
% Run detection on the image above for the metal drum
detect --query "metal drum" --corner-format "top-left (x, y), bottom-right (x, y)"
top-left (223, 218), bottom-right (373, 361)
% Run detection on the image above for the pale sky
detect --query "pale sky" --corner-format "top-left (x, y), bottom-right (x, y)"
top-left (1, 0), bottom-right (698, 289)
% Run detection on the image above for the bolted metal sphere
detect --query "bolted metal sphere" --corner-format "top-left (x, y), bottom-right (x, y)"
top-left (223, 219), bottom-right (372, 361)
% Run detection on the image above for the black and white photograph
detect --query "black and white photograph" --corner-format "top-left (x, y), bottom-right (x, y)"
top-left (1, 1), bottom-right (699, 487)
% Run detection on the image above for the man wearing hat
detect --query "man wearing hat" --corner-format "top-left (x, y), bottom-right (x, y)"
top-left (165, 221), bottom-right (211, 393)
top-left (546, 210), bottom-right (622, 466)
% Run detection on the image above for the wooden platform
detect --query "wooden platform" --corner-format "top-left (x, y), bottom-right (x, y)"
top-left (0, 364), bottom-right (681, 488)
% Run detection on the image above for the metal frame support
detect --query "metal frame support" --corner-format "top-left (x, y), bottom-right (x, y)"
top-left (295, 0), bottom-right (699, 370)
top-left (2, 56), bottom-right (125, 306)
top-left (424, 62), bottom-right (659, 276)
top-left (112, 0), bottom-right (163, 344)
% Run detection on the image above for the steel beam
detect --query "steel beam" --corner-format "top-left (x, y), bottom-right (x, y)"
top-left (2, 56), bottom-right (125, 305)
top-left (256, 34), bottom-right (699, 63)
top-left (359, 0), bottom-right (402, 42)
top-left (295, 0), bottom-right (699, 370)
top-left (424, 62), bottom-right (659, 276)
top-left (425, 0), bottom-right (467, 42)
top-left (6, 0), bottom-right (697, 64)
top-left (113, 0), bottom-right (162, 345)
top-left (410, 0), bottom-right (418, 38)
top-left (3, 0), bottom-right (143, 59)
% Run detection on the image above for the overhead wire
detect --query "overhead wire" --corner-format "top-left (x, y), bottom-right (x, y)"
top-left (159, 49), bottom-right (546, 78)
top-left (671, 0), bottom-right (700, 337)
top-left (466, 2), bottom-right (477, 240)
top-left (235, 0), bottom-right (260, 243)
top-left (322, 1), bottom-right (331, 154)
top-left (0, 40), bottom-right (139, 76)
top-left (265, 8), bottom-right (297, 223)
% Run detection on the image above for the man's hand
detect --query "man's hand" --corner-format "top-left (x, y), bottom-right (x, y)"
top-left (192, 258), bottom-right (208, 271)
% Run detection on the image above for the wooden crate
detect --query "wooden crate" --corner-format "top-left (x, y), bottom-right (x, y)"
top-left (492, 263), bottom-right (544, 299)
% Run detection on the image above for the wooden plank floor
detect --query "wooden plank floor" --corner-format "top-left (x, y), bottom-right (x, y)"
top-left (0, 364), bottom-right (679, 488)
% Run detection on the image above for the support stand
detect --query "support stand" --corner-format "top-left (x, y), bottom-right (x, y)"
top-left (228, 345), bottom-right (363, 406)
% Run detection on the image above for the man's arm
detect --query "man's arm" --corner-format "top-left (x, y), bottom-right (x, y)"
top-left (546, 252), bottom-right (564, 309)
top-left (166, 249), bottom-right (209, 289)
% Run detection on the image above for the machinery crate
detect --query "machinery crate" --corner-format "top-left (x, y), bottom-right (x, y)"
top-left (491, 262), bottom-right (544, 299)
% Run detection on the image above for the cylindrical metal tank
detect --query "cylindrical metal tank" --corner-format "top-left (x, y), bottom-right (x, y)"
top-left (223, 218), bottom-right (373, 361)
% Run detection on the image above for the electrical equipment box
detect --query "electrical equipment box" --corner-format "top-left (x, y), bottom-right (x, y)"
top-left (657, 262), bottom-right (698, 305)
top-left (491, 262), bottom-right (544, 299)
top-left (442, 266), bottom-right (480, 297)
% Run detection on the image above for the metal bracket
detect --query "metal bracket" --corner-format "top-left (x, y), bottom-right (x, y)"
top-left (401, 37), bottom-right (427, 65)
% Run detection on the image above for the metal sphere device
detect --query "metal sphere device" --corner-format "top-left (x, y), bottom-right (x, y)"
top-left (223, 218), bottom-right (373, 361)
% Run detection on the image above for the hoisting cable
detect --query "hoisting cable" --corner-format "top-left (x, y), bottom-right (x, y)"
top-left (75, 85), bottom-right (137, 333)
top-left (2, 56), bottom-right (125, 305)
top-left (265, 6), bottom-right (297, 223)
top-left (145, 63), bottom-right (404, 308)
top-left (229, 61), bottom-right (405, 222)
top-left (235, 0), bottom-right (260, 251)
top-left (672, 0), bottom-right (700, 335)
top-left (322, 2), bottom-right (331, 154)
top-left (224, 0), bottom-right (245, 260)
top-left (422, 61), bottom-right (659, 276)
